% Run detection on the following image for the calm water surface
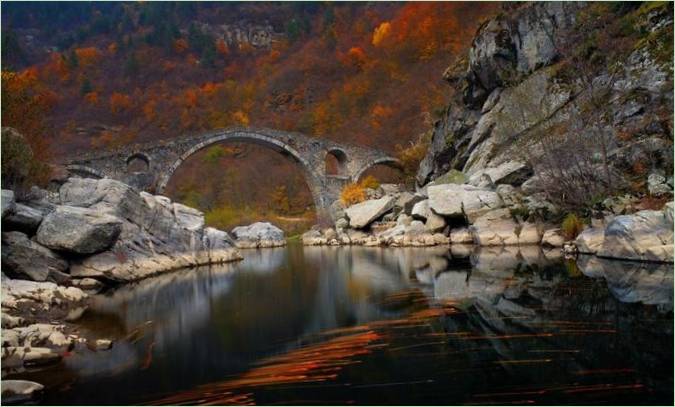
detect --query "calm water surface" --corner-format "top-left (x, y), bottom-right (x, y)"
top-left (11, 243), bottom-right (673, 405)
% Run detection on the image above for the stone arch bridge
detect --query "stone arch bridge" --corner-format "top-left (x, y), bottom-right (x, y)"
top-left (63, 127), bottom-right (401, 218)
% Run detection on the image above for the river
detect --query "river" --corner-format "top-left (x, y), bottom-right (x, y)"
top-left (10, 243), bottom-right (673, 405)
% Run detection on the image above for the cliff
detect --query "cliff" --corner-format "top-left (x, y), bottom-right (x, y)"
top-left (418, 2), bottom-right (673, 214)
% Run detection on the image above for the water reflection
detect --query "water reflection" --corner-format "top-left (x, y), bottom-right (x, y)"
top-left (13, 243), bottom-right (672, 405)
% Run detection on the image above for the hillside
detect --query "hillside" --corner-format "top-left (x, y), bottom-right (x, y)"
top-left (1, 2), bottom-right (496, 231)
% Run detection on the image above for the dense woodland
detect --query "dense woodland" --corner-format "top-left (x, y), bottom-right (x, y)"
top-left (1, 2), bottom-right (496, 232)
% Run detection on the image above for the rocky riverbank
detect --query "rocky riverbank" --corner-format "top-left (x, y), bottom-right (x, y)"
top-left (301, 181), bottom-right (673, 264)
top-left (0, 177), bottom-right (260, 388)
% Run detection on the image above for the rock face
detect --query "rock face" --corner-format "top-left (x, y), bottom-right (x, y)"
top-left (19, 177), bottom-right (243, 283)
top-left (232, 222), bottom-right (285, 248)
top-left (36, 206), bottom-right (123, 254)
top-left (427, 184), bottom-right (502, 221)
top-left (345, 196), bottom-right (395, 229)
top-left (1, 232), bottom-right (69, 283)
top-left (417, 1), bottom-right (673, 207)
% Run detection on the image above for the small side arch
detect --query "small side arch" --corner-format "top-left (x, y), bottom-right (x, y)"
top-left (126, 153), bottom-right (150, 172)
top-left (325, 148), bottom-right (348, 176)
top-left (352, 157), bottom-right (403, 182)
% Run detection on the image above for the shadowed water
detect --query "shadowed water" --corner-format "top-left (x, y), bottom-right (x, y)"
top-left (10, 244), bottom-right (673, 405)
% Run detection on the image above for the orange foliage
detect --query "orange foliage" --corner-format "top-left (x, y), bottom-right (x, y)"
top-left (216, 39), bottom-right (229, 55)
top-left (143, 100), bottom-right (157, 121)
top-left (342, 46), bottom-right (368, 70)
top-left (84, 91), bottom-right (99, 105)
top-left (232, 110), bottom-right (250, 126)
top-left (107, 42), bottom-right (118, 55)
top-left (371, 104), bottom-right (393, 128)
top-left (340, 182), bottom-right (367, 206)
top-left (184, 88), bottom-right (199, 108)
top-left (109, 92), bottom-right (132, 114)
top-left (174, 38), bottom-right (189, 53)
top-left (74, 47), bottom-right (101, 67)
top-left (372, 21), bottom-right (391, 46)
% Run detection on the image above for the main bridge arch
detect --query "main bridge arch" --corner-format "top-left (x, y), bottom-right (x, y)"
top-left (63, 127), bottom-right (401, 219)
top-left (155, 131), bottom-right (321, 195)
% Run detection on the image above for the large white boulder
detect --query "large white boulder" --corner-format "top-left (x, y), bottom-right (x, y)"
top-left (232, 222), bottom-right (285, 248)
top-left (470, 209), bottom-right (519, 246)
top-left (345, 196), bottom-right (395, 229)
top-left (598, 209), bottom-right (673, 262)
top-left (36, 206), bottom-right (123, 254)
top-left (427, 184), bottom-right (502, 221)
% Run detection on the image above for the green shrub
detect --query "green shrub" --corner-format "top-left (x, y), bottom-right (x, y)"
top-left (561, 213), bottom-right (584, 240)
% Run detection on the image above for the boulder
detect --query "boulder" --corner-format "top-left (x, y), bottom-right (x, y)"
top-left (302, 229), bottom-right (325, 246)
top-left (403, 194), bottom-right (426, 215)
top-left (396, 213), bottom-right (413, 226)
top-left (2, 189), bottom-right (15, 218)
top-left (335, 217), bottom-right (349, 231)
top-left (1, 232), bottom-right (70, 283)
top-left (427, 184), bottom-right (502, 221)
top-left (470, 209), bottom-right (519, 246)
top-left (72, 278), bottom-right (104, 293)
top-left (425, 211), bottom-right (446, 233)
top-left (36, 206), bottom-right (122, 254)
top-left (394, 192), bottom-right (416, 212)
top-left (450, 228), bottom-right (474, 244)
top-left (345, 196), bottom-right (395, 229)
top-left (1, 274), bottom-right (87, 311)
top-left (575, 227), bottom-right (605, 254)
top-left (4, 203), bottom-right (43, 235)
top-left (647, 172), bottom-right (672, 196)
top-left (173, 203), bottom-right (205, 231)
top-left (411, 199), bottom-right (430, 220)
top-left (541, 228), bottom-right (565, 247)
top-left (518, 222), bottom-right (543, 245)
top-left (496, 184), bottom-right (522, 207)
top-left (59, 178), bottom-right (147, 223)
top-left (232, 222), bottom-right (285, 248)
top-left (202, 227), bottom-right (236, 262)
top-left (598, 210), bottom-right (673, 262)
